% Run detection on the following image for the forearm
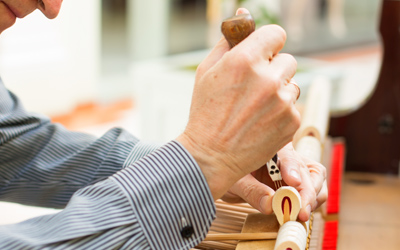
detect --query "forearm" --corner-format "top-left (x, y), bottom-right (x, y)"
top-left (0, 179), bottom-right (142, 249)
top-left (0, 123), bottom-right (136, 208)
top-left (0, 79), bottom-right (159, 208)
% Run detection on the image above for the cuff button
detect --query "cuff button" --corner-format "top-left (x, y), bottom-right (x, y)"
top-left (180, 226), bottom-right (194, 238)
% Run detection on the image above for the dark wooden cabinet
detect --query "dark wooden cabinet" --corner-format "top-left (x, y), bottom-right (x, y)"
top-left (329, 0), bottom-right (400, 174)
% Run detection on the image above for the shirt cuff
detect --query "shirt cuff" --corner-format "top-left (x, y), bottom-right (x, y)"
top-left (111, 140), bottom-right (216, 250)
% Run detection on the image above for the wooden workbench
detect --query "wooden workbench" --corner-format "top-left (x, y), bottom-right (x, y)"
top-left (338, 172), bottom-right (400, 249)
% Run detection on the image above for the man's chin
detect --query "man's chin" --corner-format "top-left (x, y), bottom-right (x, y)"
top-left (0, 19), bottom-right (16, 35)
top-left (0, 2), bottom-right (17, 35)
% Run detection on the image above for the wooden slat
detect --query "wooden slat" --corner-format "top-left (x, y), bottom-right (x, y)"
top-left (235, 214), bottom-right (280, 250)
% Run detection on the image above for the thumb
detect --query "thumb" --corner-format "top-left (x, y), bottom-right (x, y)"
top-left (196, 8), bottom-right (251, 79)
top-left (278, 143), bottom-right (303, 187)
top-left (196, 37), bottom-right (229, 79)
top-left (236, 7), bottom-right (250, 15)
top-left (230, 174), bottom-right (275, 214)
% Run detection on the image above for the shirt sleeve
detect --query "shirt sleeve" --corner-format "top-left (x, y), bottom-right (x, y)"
top-left (0, 79), bottom-right (159, 209)
top-left (0, 141), bottom-right (216, 250)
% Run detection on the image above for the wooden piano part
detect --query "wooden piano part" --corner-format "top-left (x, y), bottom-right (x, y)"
top-left (267, 154), bottom-right (283, 190)
top-left (194, 201), bottom-right (258, 250)
top-left (193, 200), bottom-right (324, 250)
top-left (272, 187), bottom-right (302, 226)
top-left (274, 221), bottom-right (307, 250)
top-left (204, 232), bottom-right (277, 242)
top-left (235, 213), bottom-right (280, 250)
top-left (235, 187), bottom-right (308, 250)
top-left (272, 187), bottom-right (308, 250)
top-left (293, 75), bottom-right (332, 164)
top-left (329, 0), bottom-right (400, 174)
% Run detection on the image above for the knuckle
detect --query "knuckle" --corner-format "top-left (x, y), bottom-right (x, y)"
top-left (282, 53), bottom-right (297, 69)
top-left (298, 161), bottom-right (309, 173)
top-left (225, 50), bottom-right (258, 80)
top-left (310, 162), bottom-right (327, 179)
top-left (279, 98), bottom-right (295, 114)
top-left (232, 50), bottom-right (254, 68)
top-left (195, 63), bottom-right (206, 78)
top-left (242, 183), bottom-right (257, 200)
top-left (265, 74), bottom-right (282, 92)
top-left (319, 164), bottom-right (327, 179)
top-left (271, 25), bottom-right (287, 40)
top-left (261, 24), bottom-right (287, 43)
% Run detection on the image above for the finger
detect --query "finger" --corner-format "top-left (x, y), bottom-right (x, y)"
top-left (279, 147), bottom-right (314, 221)
top-left (280, 81), bottom-right (301, 105)
top-left (315, 180), bottom-right (328, 209)
top-left (197, 8), bottom-right (251, 78)
top-left (264, 53), bottom-right (298, 106)
top-left (236, 8), bottom-right (250, 15)
top-left (308, 161), bottom-right (327, 198)
top-left (268, 53), bottom-right (298, 84)
top-left (279, 143), bottom-right (327, 221)
top-left (196, 37), bottom-right (230, 79)
top-left (237, 24), bottom-right (287, 61)
top-left (278, 143), bottom-right (303, 187)
top-left (288, 79), bottom-right (301, 100)
top-left (230, 174), bottom-right (275, 214)
top-left (297, 166), bottom-right (317, 222)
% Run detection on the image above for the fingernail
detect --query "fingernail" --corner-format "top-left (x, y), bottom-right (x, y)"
top-left (236, 8), bottom-right (250, 15)
top-left (290, 169), bottom-right (301, 181)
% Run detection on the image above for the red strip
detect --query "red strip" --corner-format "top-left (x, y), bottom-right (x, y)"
top-left (322, 221), bottom-right (338, 250)
top-left (326, 142), bottom-right (345, 214)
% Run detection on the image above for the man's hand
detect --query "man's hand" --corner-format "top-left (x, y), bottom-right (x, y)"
top-left (221, 143), bottom-right (327, 222)
top-left (176, 8), bottom-right (301, 200)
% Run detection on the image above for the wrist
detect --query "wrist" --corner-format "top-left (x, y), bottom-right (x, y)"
top-left (176, 133), bottom-right (240, 200)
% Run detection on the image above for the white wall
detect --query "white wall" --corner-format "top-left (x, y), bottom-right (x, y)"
top-left (0, 0), bottom-right (101, 116)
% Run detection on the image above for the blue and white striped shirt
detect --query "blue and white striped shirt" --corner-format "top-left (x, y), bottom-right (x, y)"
top-left (0, 79), bottom-right (216, 249)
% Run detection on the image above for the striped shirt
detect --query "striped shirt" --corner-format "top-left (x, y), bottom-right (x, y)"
top-left (0, 79), bottom-right (216, 249)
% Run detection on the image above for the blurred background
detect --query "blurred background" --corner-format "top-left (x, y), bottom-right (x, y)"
top-left (0, 0), bottom-right (381, 141)
top-left (0, 0), bottom-right (392, 248)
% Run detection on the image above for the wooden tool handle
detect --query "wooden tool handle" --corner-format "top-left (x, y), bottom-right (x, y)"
top-left (204, 232), bottom-right (278, 241)
top-left (221, 14), bottom-right (255, 48)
